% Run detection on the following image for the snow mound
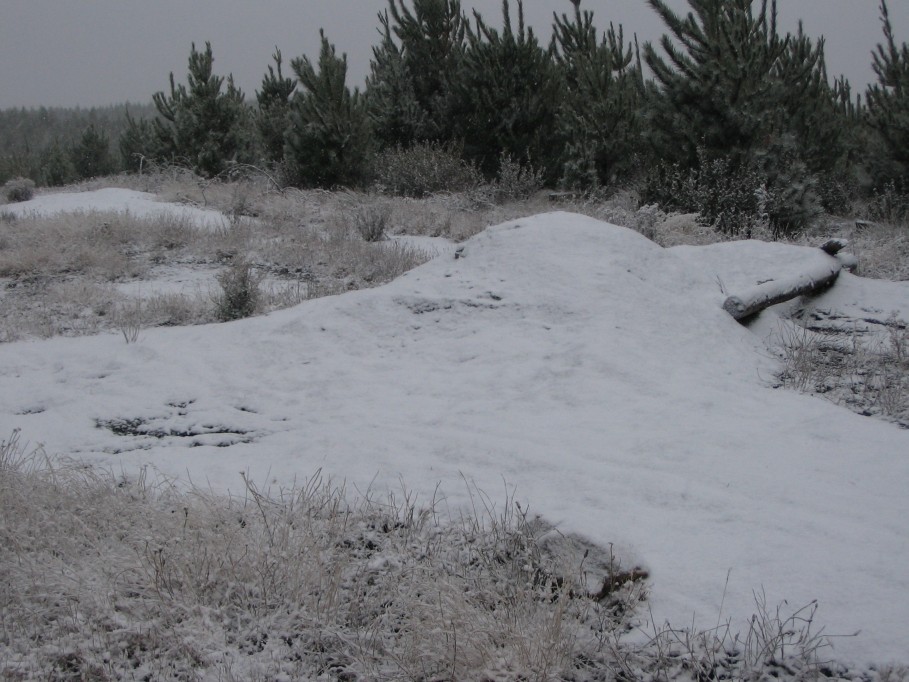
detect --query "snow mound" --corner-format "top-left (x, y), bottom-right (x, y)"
top-left (0, 210), bottom-right (907, 665)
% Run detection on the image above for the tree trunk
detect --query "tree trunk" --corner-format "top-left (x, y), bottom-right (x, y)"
top-left (722, 246), bottom-right (855, 321)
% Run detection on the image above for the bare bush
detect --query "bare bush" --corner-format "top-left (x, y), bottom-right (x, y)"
top-left (352, 202), bottom-right (391, 242)
top-left (372, 141), bottom-right (483, 198)
top-left (2, 177), bottom-right (36, 203)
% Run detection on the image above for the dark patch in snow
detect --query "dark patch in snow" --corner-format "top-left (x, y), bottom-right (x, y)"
top-left (396, 295), bottom-right (502, 315)
top-left (96, 416), bottom-right (252, 441)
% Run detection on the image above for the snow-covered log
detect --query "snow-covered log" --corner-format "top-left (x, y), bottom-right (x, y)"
top-left (722, 247), bottom-right (853, 321)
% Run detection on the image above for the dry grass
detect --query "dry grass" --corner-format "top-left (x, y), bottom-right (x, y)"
top-left (0, 184), bottom-right (436, 343)
top-left (0, 432), bottom-right (648, 681)
top-left (607, 590), bottom-right (856, 682)
top-left (776, 317), bottom-right (909, 427)
top-left (1, 430), bottom-right (888, 680)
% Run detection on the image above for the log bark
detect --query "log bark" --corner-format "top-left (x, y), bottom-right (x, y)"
top-left (722, 255), bottom-right (844, 321)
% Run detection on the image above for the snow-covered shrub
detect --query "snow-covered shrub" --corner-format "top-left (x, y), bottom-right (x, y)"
top-left (644, 156), bottom-right (762, 237)
top-left (491, 151), bottom-right (544, 203)
top-left (644, 148), bottom-right (821, 238)
top-left (371, 141), bottom-right (482, 198)
top-left (214, 259), bottom-right (263, 321)
top-left (2, 176), bottom-right (35, 203)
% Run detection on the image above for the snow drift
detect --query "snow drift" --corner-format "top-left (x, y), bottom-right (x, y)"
top-left (1, 209), bottom-right (907, 665)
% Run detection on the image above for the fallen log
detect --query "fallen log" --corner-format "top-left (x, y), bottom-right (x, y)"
top-left (722, 243), bottom-right (855, 321)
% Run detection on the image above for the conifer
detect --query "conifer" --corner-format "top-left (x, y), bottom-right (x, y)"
top-left (256, 49), bottom-right (296, 164)
top-left (551, 2), bottom-right (645, 188)
top-left (866, 0), bottom-right (909, 188)
top-left (366, 0), bottom-right (466, 147)
top-left (284, 31), bottom-right (372, 188)
top-left (451, 0), bottom-right (560, 177)
top-left (151, 42), bottom-right (252, 178)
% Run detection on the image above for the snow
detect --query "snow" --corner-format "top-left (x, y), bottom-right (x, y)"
top-left (1, 191), bottom-right (908, 667)
top-left (3, 187), bottom-right (229, 229)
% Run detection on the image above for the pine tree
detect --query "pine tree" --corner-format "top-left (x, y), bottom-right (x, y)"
top-left (366, 0), bottom-right (466, 147)
top-left (71, 124), bottom-right (115, 179)
top-left (551, 1), bottom-right (645, 188)
top-left (643, 0), bottom-right (787, 169)
top-left (450, 0), bottom-right (560, 177)
top-left (284, 31), bottom-right (372, 188)
top-left (256, 49), bottom-right (296, 164)
top-left (118, 109), bottom-right (155, 173)
top-left (642, 0), bottom-right (845, 232)
top-left (39, 139), bottom-right (75, 187)
top-left (152, 42), bottom-right (252, 178)
top-left (866, 0), bottom-right (909, 189)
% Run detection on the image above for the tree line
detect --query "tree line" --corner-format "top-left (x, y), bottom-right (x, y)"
top-left (3, 0), bottom-right (908, 235)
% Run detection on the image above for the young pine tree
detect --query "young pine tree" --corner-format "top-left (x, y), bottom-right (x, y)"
top-left (284, 31), bottom-right (372, 188)
top-left (551, 1), bottom-right (645, 188)
top-left (256, 49), bottom-right (296, 164)
top-left (39, 139), bottom-right (75, 187)
top-left (366, 0), bottom-right (466, 148)
top-left (450, 0), bottom-right (560, 178)
top-left (152, 42), bottom-right (253, 178)
top-left (71, 124), bottom-right (115, 180)
top-left (643, 0), bottom-right (840, 233)
top-left (118, 109), bottom-right (155, 173)
top-left (866, 0), bottom-right (909, 190)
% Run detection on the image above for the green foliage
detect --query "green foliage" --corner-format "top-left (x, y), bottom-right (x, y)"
top-left (71, 125), bottom-right (115, 179)
top-left (215, 259), bottom-right (263, 321)
top-left (118, 109), bottom-right (155, 172)
top-left (371, 141), bottom-right (481, 197)
top-left (39, 139), bottom-right (75, 187)
top-left (643, 0), bottom-right (785, 168)
top-left (451, 0), bottom-right (560, 178)
top-left (284, 31), bottom-right (372, 188)
top-left (642, 0), bottom-right (842, 233)
top-left (2, 176), bottom-right (35, 202)
top-left (551, 3), bottom-right (645, 189)
top-left (255, 49), bottom-right (296, 164)
top-left (866, 0), bottom-right (909, 190)
top-left (152, 42), bottom-right (253, 178)
top-left (366, 0), bottom-right (466, 147)
top-left (0, 103), bottom-right (146, 185)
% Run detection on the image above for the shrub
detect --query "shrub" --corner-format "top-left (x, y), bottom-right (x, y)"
top-left (214, 259), bottom-right (263, 321)
top-left (371, 141), bottom-right (482, 197)
top-left (644, 156), bottom-right (764, 237)
top-left (2, 177), bottom-right (36, 203)
top-left (491, 152), bottom-right (544, 203)
top-left (643, 146), bottom-right (823, 238)
top-left (352, 203), bottom-right (390, 242)
top-left (868, 179), bottom-right (909, 225)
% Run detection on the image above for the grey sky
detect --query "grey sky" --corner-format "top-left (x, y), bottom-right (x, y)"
top-left (1, 1), bottom-right (907, 110)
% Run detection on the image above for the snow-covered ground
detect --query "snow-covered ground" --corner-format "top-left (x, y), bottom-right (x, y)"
top-left (1, 190), bottom-right (907, 667)
top-left (3, 187), bottom-right (229, 229)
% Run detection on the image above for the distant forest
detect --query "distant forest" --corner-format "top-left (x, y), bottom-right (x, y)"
top-left (0, 103), bottom-right (155, 185)
top-left (2, 0), bottom-right (908, 236)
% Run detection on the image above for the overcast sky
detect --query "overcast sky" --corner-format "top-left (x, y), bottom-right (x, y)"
top-left (1, 1), bottom-right (907, 110)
